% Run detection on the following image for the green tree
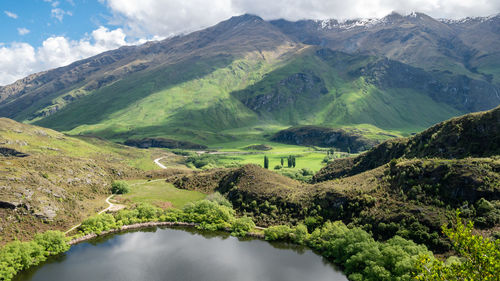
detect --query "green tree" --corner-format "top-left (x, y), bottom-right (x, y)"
top-left (111, 181), bottom-right (130, 194)
top-left (264, 156), bottom-right (269, 169)
top-left (415, 211), bottom-right (500, 280)
top-left (281, 157), bottom-right (284, 166)
top-left (33, 231), bottom-right (69, 255)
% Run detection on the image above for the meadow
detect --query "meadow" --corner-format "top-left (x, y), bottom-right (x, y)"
top-left (117, 179), bottom-right (207, 208)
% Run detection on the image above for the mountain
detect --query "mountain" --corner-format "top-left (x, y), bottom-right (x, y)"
top-left (271, 12), bottom-right (500, 82)
top-left (0, 13), bottom-right (499, 145)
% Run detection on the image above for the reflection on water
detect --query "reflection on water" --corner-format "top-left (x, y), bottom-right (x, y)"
top-left (14, 227), bottom-right (347, 281)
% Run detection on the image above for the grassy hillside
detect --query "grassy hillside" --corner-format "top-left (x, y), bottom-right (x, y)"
top-left (27, 48), bottom-right (473, 146)
top-left (0, 118), bottom-right (160, 244)
top-left (314, 105), bottom-right (500, 181)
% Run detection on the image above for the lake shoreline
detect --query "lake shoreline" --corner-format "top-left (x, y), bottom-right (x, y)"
top-left (68, 221), bottom-right (265, 245)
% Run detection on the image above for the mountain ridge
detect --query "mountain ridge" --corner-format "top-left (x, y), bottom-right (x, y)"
top-left (0, 13), bottom-right (499, 144)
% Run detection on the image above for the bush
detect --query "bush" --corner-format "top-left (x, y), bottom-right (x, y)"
top-left (186, 155), bottom-right (215, 169)
top-left (33, 231), bottom-right (69, 255)
top-left (291, 224), bottom-right (308, 244)
top-left (264, 225), bottom-right (293, 241)
top-left (205, 192), bottom-right (232, 208)
top-left (231, 216), bottom-right (255, 236)
top-left (0, 231), bottom-right (69, 281)
top-left (265, 221), bottom-right (432, 281)
top-left (111, 181), bottom-right (130, 194)
top-left (304, 216), bottom-right (323, 232)
top-left (79, 213), bottom-right (117, 234)
top-left (415, 211), bottom-right (500, 280)
top-left (183, 200), bottom-right (235, 230)
top-left (136, 203), bottom-right (161, 220)
top-left (299, 168), bottom-right (313, 176)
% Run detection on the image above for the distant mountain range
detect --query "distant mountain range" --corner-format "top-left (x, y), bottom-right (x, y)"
top-left (1, 12), bottom-right (499, 145)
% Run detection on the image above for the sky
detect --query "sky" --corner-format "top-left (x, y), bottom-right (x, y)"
top-left (1, 0), bottom-right (499, 86)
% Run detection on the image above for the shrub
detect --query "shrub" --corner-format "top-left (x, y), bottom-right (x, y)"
top-left (33, 231), bottom-right (69, 255)
top-left (415, 211), bottom-right (500, 280)
top-left (231, 216), bottom-right (255, 236)
top-left (299, 168), bottom-right (313, 176)
top-left (205, 192), bottom-right (232, 208)
top-left (264, 225), bottom-right (293, 241)
top-left (111, 181), bottom-right (130, 194)
top-left (79, 213), bottom-right (117, 234)
top-left (0, 231), bottom-right (69, 281)
top-left (183, 200), bottom-right (235, 230)
top-left (304, 216), bottom-right (323, 232)
top-left (136, 203), bottom-right (161, 220)
top-left (291, 224), bottom-right (308, 244)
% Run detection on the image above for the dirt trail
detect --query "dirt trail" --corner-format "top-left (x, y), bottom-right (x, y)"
top-left (65, 195), bottom-right (125, 234)
top-left (154, 157), bottom-right (167, 169)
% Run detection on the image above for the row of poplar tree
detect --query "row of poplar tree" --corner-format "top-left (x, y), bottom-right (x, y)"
top-left (263, 155), bottom-right (296, 169)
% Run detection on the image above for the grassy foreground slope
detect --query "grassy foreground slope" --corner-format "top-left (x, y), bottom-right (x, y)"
top-left (0, 118), bottom-right (160, 244)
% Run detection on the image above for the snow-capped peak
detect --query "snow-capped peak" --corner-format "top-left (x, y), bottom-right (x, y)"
top-left (316, 18), bottom-right (383, 30)
top-left (438, 13), bottom-right (500, 25)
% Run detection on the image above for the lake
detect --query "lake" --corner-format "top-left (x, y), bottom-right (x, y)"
top-left (14, 227), bottom-right (348, 281)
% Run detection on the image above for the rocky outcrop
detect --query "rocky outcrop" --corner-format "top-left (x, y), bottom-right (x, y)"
top-left (0, 147), bottom-right (29, 157)
top-left (351, 58), bottom-right (500, 112)
top-left (271, 126), bottom-right (378, 152)
top-left (0, 200), bottom-right (24, 209)
top-left (124, 137), bottom-right (207, 150)
top-left (238, 72), bottom-right (328, 112)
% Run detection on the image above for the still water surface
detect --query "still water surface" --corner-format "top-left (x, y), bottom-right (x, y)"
top-left (15, 227), bottom-right (348, 281)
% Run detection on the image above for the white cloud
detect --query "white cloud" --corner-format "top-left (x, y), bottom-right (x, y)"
top-left (0, 43), bottom-right (36, 85)
top-left (51, 8), bottom-right (72, 22)
top-left (4, 10), bottom-right (18, 19)
top-left (101, 0), bottom-right (500, 38)
top-left (103, 0), bottom-right (235, 37)
top-left (0, 27), bottom-right (129, 85)
top-left (17, 28), bottom-right (30, 35)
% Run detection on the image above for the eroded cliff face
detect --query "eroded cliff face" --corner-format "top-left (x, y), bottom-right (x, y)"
top-left (352, 58), bottom-right (500, 112)
top-left (271, 126), bottom-right (378, 152)
top-left (239, 72), bottom-right (328, 112)
top-left (124, 137), bottom-right (207, 149)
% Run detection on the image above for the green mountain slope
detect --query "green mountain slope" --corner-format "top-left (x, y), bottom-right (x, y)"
top-left (233, 49), bottom-right (466, 132)
top-left (0, 14), bottom-right (499, 145)
top-left (34, 47), bottom-right (469, 144)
